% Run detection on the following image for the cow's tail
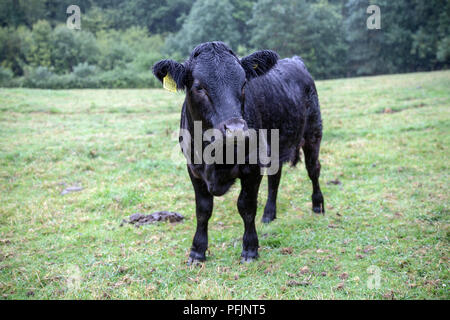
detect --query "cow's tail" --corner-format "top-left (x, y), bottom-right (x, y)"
top-left (289, 138), bottom-right (304, 167)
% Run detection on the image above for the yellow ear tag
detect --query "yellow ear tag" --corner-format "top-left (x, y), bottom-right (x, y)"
top-left (163, 74), bottom-right (177, 93)
top-left (253, 63), bottom-right (258, 70)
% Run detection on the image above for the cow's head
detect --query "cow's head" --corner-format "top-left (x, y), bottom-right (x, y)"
top-left (153, 42), bottom-right (279, 137)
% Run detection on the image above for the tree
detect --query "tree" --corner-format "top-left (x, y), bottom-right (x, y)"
top-left (0, 25), bottom-right (30, 75)
top-left (0, 0), bottom-right (92, 28)
top-left (410, 0), bottom-right (450, 70)
top-left (165, 0), bottom-right (241, 57)
top-left (230, 0), bottom-right (257, 49)
top-left (344, 0), bottom-right (450, 76)
top-left (27, 20), bottom-right (52, 69)
top-left (249, 0), bottom-right (347, 79)
top-left (249, 0), bottom-right (309, 58)
top-left (0, 0), bottom-right (46, 27)
top-left (0, 0), bottom-right (448, 85)
top-left (96, 29), bottom-right (134, 71)
top-left (82, 6), bottom-right (112, 34)
top-left (343, 0), bottom-right (385, 75)
top-left (92, 0), bottom-right (194, 33)
top-left (50, 26), bottom-right (99, 74)
top-left (303, 0), bottom-right (347, 78)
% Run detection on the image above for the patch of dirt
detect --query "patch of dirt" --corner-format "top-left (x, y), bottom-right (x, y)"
top-left (327, 179), bottom-right (342, 186)
top-left (363, 245), bottom-right (376, 254)
top-left (383, 290), bottom-right (395, 300)
top-left (378, 103), bottom-right (427, 114)
top-left (299, 266), bottom-right (310, 274)
top-left (281, 247), bottom-right (293, 255)
top-left (286, 280), bottom-right (311, 287)
top-left (88, 150), bottom-right (98, 158)
top-left (120, 211), bottom-right (184, 227)
top-left (339, 272), bottom-right (349, 280)
top-left (335, 282), bottom-right (345, 290)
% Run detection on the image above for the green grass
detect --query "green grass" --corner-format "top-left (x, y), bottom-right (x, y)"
top-left (0, 70), bottom-right (449, 299)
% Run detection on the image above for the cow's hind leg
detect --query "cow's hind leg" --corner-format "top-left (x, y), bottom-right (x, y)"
top-left (238, 169), bottom-right (263, 263)
top-left (262, 166), bottom-right (282, 223)
top-left (187, 168), bottom-right (214, 265)
top-left (303, 139), bottom-right (325, 214)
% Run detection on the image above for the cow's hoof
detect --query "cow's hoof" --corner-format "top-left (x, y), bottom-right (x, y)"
top-left (261, 215), bottom-right (276, 224)
top-left (312, 205), bottom-right (325, 215)
top-left (313, 206), bottom-right (325, 214)
top-left (240, 250), bottom-right (258, 264)
top-left (187, 251), bottom-right (206, 266)
top-left (262, 205), bottom-right (276, 223)
top-left (240, 256), bottom-right (257, 264)
top-left (312, 194), bottom-right (325, 214)
top-left (187, 257), bottom-right (204, 266)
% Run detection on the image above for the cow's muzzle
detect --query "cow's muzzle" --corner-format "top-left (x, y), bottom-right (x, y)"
top-left (218, 118), bottom-right (249, 140)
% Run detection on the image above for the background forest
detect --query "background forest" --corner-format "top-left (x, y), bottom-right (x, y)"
top-left (0, 0), bottom-right (449, 88)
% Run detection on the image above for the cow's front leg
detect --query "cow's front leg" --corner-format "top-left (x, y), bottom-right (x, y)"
top-left (238, 170), bottom-right (263, 263)
top-left (188, 168), bottom-right (213, 265)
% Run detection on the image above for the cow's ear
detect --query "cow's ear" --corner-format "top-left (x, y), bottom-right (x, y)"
top-left (241, 50), bottom-right (279, 79)
top-left (152, 59), bottom-right (186, 91)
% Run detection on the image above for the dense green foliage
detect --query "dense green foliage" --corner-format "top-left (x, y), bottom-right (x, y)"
top-left (0, 0), bottom-right (448, 88)
top-left (165, 0), bottom-right (241, 57)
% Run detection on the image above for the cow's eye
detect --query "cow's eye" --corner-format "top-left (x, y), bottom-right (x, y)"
top-left (192, 84), bottom-right (211, 101)
top-left (194, 84), bottom-right (205, 92)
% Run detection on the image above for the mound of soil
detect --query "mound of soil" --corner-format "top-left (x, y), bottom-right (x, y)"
top-left (120, 211), bottom-right (184, 227)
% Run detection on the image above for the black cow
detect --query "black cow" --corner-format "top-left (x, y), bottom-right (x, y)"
top-left (153, 42), bottom-right (324, 264)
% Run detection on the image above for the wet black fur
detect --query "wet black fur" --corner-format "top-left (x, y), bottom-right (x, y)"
top-left (153, 42), bottom-right (324, 264)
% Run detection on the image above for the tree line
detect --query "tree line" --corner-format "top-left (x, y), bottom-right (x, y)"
top-left (0, 0), bottom-right (448, 88)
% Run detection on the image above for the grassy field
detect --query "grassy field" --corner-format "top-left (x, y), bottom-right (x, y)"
top-left (0, 70), bottom-right (449, 300)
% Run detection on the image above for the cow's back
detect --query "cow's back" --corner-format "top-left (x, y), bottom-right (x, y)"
top-left (244, 56), bottom-right (318, 163)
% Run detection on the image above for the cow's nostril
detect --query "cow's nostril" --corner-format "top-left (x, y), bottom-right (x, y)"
top-left (223, 118), bottom-right (248, 135)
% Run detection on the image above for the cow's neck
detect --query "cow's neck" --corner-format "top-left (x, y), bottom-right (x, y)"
top-left (182, 100), bottom-right (240, 193)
